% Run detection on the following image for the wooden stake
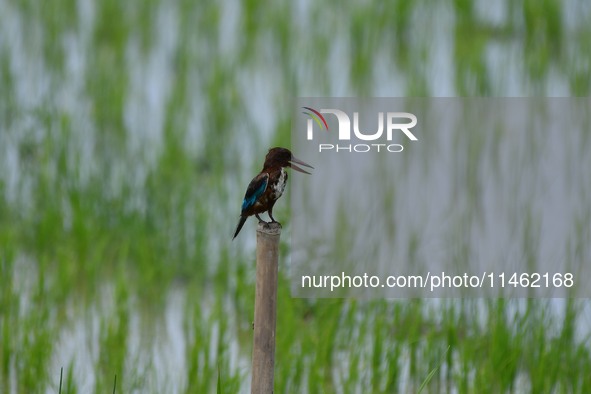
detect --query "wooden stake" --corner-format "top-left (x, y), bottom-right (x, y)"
top-left (251, 222), bottom-right (281, 394)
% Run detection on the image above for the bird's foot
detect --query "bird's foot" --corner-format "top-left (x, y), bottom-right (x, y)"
top-left (257, 220), bottom-right (282, 234)
top-left (255, 214), bottom-right (269, 224)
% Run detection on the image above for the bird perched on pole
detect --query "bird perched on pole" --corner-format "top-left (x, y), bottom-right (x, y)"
top-left (233, 147), bottom-right (313, 239)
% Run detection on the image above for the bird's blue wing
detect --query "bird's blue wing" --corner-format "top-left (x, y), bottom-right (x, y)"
top-left (241, 173), bottom-right (269, 212)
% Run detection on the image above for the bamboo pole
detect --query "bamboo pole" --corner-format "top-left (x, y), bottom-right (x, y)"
top-left (251, 222), bottom-right (281, 394)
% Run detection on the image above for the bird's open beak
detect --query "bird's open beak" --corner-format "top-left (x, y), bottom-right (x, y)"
top-left (290, 156), bottom-right (314, 174)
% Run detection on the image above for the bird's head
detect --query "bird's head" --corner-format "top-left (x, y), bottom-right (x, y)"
top-left (263, 147), bottom-right (314, 174)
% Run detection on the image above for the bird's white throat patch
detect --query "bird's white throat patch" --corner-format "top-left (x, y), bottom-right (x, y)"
top-left (272, 169), bottom-right (287, 199)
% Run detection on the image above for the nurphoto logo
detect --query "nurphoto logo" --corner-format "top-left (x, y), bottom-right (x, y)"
top-left (302, 106), bottom-right (418, 153)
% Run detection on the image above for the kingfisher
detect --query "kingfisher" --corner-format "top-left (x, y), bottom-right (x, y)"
top-left (233, 147), bottom-right (313, 239)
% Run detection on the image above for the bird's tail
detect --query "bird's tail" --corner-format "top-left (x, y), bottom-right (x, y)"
top-left (232, 216), bottom-right (248, 240)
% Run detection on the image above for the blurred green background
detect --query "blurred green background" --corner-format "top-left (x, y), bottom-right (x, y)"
top-left (1, 0), bottom-right (591, 392)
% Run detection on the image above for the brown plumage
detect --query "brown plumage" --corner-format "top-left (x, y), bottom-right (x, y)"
top-left (233, 147), bottom-right (313, 239)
